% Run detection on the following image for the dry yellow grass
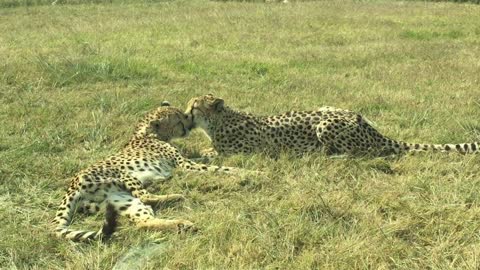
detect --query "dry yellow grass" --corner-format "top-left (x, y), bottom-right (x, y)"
top-left (1, 0), bottom-right (480, 269)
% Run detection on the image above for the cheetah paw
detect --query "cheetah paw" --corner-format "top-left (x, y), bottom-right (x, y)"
top-left (176, 220), bottom-right (197, 233)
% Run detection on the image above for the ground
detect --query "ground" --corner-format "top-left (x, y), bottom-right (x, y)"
top-left (1, 0), bottom-right (480, 269)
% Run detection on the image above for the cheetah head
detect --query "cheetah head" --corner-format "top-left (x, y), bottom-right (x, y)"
top-left (136, 101), bottom-right (194, 141)
top-left (184, 94), bottom-right (224, 130)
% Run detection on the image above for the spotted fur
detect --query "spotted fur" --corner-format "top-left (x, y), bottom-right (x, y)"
top-left (185, 94), bottom-right (479, 157)
top-left (53, 102), bottom-right (240, 242)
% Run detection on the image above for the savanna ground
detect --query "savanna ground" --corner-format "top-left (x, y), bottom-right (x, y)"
top-left (1, 0), bottom-right (480, 269)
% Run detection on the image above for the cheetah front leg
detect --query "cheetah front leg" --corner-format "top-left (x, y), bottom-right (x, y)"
top-left (188, 148), bottom-right (219, 164)
top-left (199, 147), bottom-right (219, 161)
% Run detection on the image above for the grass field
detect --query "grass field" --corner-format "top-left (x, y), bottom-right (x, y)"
top-left (1, 0), bottom-right (480, 269)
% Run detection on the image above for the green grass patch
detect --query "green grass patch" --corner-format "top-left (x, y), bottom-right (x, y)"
top-left (0, 0), bottom-right (174, 8)
top-left (35, 55), bottom-right (157, 87)
top-left (400, 30), bottom-right (464, 41)
top-left (418, 0), bottom-right (480, 4)
top-left (1, 0), bottom-right (480, 269)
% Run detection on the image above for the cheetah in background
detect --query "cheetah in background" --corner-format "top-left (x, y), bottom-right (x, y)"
top-left (185, 94), bottom-right (478, 157)
top-left (54, 102), bottom-right (243, 242)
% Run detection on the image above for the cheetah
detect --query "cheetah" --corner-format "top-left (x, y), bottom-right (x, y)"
top-left (54, 102), bottom-right (242, 242)
top-left (185, 94), bottom-right (479, 157)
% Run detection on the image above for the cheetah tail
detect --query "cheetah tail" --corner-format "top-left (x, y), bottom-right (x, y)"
top-left (101, 203), bottom-right (119, 241)
top-left (398, 141), bottom-right (479, 154)
top-left (54, 201), bottom-right (119, 242)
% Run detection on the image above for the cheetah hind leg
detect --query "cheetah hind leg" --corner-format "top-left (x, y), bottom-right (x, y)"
top-left (140, 193), bottom-right (186, 206)
top-left (120, 175), bottom-right (184, 205)
top-left (78, 200), bottom-right (101, 214)
top-left (136, 218), bottom-right (195, 233)
top-left (108, 192), bottom-right (195, 233)
top-left (315, 121), bottom-right (355, 155)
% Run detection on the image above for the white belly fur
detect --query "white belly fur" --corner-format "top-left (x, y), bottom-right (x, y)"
top-left (130, 164), bottom-right (173, 183)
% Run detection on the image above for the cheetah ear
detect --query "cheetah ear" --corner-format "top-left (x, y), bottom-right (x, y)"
top-left (161, 101), bottom-right (171, 107)
top-left (212, 98), bottom-right (224, 112)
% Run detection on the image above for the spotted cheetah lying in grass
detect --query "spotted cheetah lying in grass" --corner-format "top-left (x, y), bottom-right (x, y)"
top-left (185, 94), bottom-right (478, 157)
top-left (53, 102), bottom-right (242, 242)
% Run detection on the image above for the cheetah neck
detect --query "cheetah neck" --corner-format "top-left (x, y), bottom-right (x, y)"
top-left (130, 119), bottom-right (151, 140)
top-left (208, 107), bottom-right (258, 128)
top-left (222, 106), bottom-right (257, 119)
top-left (205, 106), bottom-right (263, 140)
top-left (127, 125), bottom-right (164, 145)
